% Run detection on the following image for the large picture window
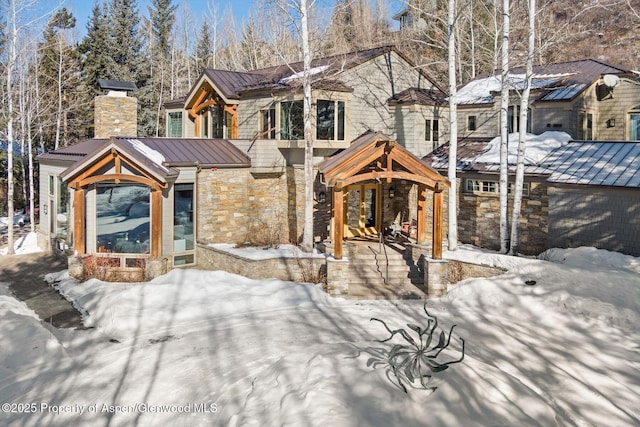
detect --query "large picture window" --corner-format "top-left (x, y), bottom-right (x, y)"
top-left (280, 100), bottom-right (304, 140)
top-left (95, 183), bottom-right (150, 254)
top-left (316, 100), bottom-right (345, 140)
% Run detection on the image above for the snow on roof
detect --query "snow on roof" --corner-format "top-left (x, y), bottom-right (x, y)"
top-left (475, 131), bottom-right (572, 165)
top-left (456, 73), bottom-right (574, 105)
top-left (279, 65), bottom-right (330, 84)
top-left (127, 138), bottom-right (167, 170)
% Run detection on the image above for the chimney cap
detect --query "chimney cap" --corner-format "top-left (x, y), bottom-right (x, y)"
top-left (97, 79), bottom-right (138, 92)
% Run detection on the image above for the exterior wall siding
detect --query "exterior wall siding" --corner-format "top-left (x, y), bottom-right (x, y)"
top-left (340, 51), bottom-right (432, 144)
top-left (548, 185), bottom-right (640, 256)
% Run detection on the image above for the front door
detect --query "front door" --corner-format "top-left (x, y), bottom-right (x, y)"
top-left (343, 183), bottom-right (381, 238)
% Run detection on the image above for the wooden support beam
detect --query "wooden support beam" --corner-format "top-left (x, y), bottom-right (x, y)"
top-left (432, 189), bottom-right (443, 260)
top-left (151, 189), bottom-right (162, 258)
top-left (417, 185), bottom-right (427, 244)
top-left (333, 186), bottom-right (344, 259)
top-left (73, 188), bottom-right (85, 255)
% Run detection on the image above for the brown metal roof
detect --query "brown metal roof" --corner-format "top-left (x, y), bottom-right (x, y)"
top-left (203, 46), bottom-right (445, 95)
top-left (126, 138), bottom-right (251, 167)
top-left (38, 137), bottom-right (251, 169)
top-left (202, 69), bottom-right (265, 99)
top-left (388, 88), bottom-right (447, 106)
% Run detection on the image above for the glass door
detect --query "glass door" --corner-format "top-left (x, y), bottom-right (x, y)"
top-left (343, 183), bottom-right (381, 238)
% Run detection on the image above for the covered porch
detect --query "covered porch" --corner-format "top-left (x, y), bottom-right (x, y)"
top-left (318, 131), bottom-right (449, 261)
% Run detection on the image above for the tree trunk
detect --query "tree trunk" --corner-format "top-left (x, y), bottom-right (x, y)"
top-left (301, 0), bottom-right (314, 252)
top-left (447, 0), bottom-right (458, 252)
top-left (499, 0), bottom-right (510, 254)
top-left (509, 0), bottom-right (536, 255)
top-left (5, 0), bottom-right (17, 255)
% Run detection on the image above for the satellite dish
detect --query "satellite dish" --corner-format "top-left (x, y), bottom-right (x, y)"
top-left (603, 74), bottom-right (620, 88)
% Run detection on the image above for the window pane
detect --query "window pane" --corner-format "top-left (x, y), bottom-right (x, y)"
top-left (174, 183), bottom-right (194, 252)
top-left (337, 101), bottom-right (345, 140)
top-left (280, 101), bottom-right (304, 140)
top-left (630, 113), bottom-right (640, 140)
top-left (212, 105), bottom-right (224, 138)
top-left (425, 120), bottom-right (431, 141)
top-left (482, 181), bottom-right (496, 193)
top-left (56, 178), bottom-right (69, 237)
top-left (168, 112), bottom-right (182, 137)
top-left (261, 108), bottom-right (276, 139)
top-left (316, 100), bottom-right (335, 140)
top-left (433, 119), bottom-right (439, 142)
top-left (468, 115), bottom-right (476, 131)
top-left (96, 184), bottom-right (150, 254)
top-left (174, 254), bottom-right (195, 266)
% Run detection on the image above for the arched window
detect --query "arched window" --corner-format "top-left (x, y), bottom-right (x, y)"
top-left (630, 105), bottom-right (640, 140)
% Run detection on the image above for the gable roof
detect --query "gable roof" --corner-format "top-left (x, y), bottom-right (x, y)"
top-left (542, 141), bottom-right (640, 188)
top-left (39, 137), bottom-right (251, 171)
top-left (319, 130), bottom-right (448, 190)
top-left (60, 139), bottom-right (179, 185)
top-left (170, 46), bottom-right (445, 106)
top-left (457, 59), bottom-right (629, 105)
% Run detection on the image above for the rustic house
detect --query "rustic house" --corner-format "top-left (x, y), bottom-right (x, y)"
top-left (37, 47), bottom-right (452, 296)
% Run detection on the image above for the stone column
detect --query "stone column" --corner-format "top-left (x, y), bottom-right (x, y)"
top-left (422, 257), bottom-right (449, 298)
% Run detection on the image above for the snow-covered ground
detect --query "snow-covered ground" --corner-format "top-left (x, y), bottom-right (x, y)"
top-left (0, 232), bottom-right (42, 256)
top-left (1, 239), bottom-right (639, 426)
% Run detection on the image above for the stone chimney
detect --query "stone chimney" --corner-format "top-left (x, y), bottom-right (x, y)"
top-left (94, 79), bottom-right (138, 138)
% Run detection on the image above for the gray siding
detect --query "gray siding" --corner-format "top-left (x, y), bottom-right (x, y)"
top-left (549, 185), bottom-right (640, 256)
top-left (340, 51), bottom-right (433, 142)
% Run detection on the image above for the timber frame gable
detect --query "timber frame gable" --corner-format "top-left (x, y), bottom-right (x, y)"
top-left (61, 139), bottom-right (178, 258)
top-left (319, 131), bottom-right (449, 260)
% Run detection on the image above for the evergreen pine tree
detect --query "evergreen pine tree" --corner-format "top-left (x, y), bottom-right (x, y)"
top-left (195, 20), bottom-right (212, 75)
top-left (107, 0), bottom-right (143, 82)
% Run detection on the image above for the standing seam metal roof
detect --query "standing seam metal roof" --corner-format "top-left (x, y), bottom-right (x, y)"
top-left (37, 138), bottom-right (251, 168)
top-left (544, 142), bottom-right (640, 188)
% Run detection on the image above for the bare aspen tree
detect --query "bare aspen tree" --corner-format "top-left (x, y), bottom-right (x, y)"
top-left (447, 0), bottom-right (458, 251)
top-left (300, 0), bottom-right (314, 252)
top-left (499, 0), bottom-right (510, 254)
top-left (4, 0), bottom-right (18, 254)
top-left (509, 0), bottom-right (535, 255)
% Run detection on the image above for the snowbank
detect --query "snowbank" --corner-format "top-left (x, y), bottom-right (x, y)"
top-left (0, 232), bottom-right (43, 255)
top-left (1, 247), bottom-right (638, 426)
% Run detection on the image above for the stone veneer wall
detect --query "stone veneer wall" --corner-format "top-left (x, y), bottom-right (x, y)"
top-left (457, 176), bottom-right (549, 254)
top-left (196, 244), bottom-right (325, 283)
top-left (197, 166), bottom-right (329, 247)
top-left (94, 95), bottom-right (137, 138)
